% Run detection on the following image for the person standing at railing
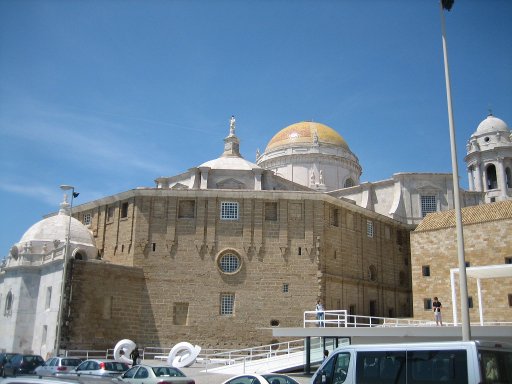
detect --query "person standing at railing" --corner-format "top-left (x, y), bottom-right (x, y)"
top-left (433, 297), bottom-right (443, 326)
top-left (315, 300), bottom-right (325, 327)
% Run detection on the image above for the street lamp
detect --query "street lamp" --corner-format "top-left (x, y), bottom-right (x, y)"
top-left (55, 184), bottom-right (75, 355)
top-left (439, 0), bottom-right (471, 341)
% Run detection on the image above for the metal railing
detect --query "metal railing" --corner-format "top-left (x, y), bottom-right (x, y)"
top-left (63, 338), bottom-right (317, 374)
top-left (303, 310), bottom-right (512, 328)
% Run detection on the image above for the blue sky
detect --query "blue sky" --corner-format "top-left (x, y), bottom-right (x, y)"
top-left (1, 0), bottom-right (511, 257)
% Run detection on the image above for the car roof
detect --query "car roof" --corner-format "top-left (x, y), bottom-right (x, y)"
top-left (80, 358), bottom-right (119, 362)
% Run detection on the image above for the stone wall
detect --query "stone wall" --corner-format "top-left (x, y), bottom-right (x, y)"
top-left (411, 209), bottom-right (512, 324)
top-left (70, 190), bottom-right (412, 349)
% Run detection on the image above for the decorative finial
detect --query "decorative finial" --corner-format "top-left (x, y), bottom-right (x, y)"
top-left (229, 115), bottom-right (236, 136)
top-left (488, 106), bottom-right (493, 117)
top-left (256, 148), bottom-right (261, 159)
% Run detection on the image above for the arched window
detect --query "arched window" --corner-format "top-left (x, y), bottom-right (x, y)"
top-left (486, 164), bottom-right (498, 190)
top-left (506, 167), bottom-right (512, 188)
top-left (368, 265), bottom-right (377, 282)
top-left (4, 291), bottom-right (13, 316)
top-left (344, 178), bottom-right (355, 188)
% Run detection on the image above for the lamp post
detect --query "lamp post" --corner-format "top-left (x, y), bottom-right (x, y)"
top-left (55, 184), bottom-right (75, 355)
top-left (439, 1), bottom-right (471, 341)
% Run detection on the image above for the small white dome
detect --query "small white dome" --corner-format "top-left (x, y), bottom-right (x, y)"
top-left (199, 156), bottom-right (261, 171)
top-left (19, 213), bottom-right (95, 247)
top-left (476, 115), bottom-right (510, 134)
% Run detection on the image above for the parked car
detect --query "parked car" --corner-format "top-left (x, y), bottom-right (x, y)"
top-left (0, 354), bottom-right (17, 377)
top-left (70, 359), bottom-right (129, 377)
top-left (116, 364), bottom-right (195, 384)
top-left (34, 357), bottom-right (83, 377)
top-left (220, 373), bottom-right (300, 384)
top-left (2, 354), bottom-right (45, 377)
top-left (0, 375), bottom-right (118, 383)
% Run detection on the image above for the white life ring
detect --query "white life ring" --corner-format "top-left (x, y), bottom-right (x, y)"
top-left (114, 339), bottom-right (136, 364)
top-left (166, 342), bottom-right (201, 368)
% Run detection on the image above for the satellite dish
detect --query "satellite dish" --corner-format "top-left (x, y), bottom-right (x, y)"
top-left (10, 246), bottom-right (18, 260)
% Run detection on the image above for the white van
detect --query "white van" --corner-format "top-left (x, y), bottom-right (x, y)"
top-left (311, 340), bottom-right (512, 384)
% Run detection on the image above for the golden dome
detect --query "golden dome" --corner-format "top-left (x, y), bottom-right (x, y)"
top-left (265, 121), bottom-right (349, 151)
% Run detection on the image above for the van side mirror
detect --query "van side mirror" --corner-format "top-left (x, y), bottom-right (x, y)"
top-left (314, 370), bottom-right (328, 384)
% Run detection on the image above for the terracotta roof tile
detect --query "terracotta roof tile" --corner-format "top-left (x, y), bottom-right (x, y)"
top-left (414, 200), bottom-right (512, 232)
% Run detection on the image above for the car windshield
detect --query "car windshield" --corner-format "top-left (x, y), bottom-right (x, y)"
top-left (104, 362), bottom-right (129, 372)
top-left (152, 367), bottom-right (186, 377)
top-left (261, 374), bottom-right (300, 384)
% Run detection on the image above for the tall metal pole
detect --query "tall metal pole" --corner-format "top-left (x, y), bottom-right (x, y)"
top-left (439, 1), bottom-right (471, 341)
top-left (55, 185), bottom-right (75, 355)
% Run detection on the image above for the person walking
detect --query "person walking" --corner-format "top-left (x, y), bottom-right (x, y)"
top-left (316, 300), bottom-right (325, 327)
top-left (130, 346), bottom-right (140, 366)
top-left (433, 297), bottom-right (443, 326)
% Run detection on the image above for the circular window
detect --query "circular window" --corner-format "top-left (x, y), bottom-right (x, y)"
top-left (218, 253), bottom-right (241, 274)
top-left (484, 137), bottom-right (490, 142)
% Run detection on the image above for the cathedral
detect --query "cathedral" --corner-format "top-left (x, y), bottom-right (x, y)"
top-left (0, 114), bottom-right (511, 356)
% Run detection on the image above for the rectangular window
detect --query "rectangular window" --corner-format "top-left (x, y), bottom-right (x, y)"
top-left (107, 206), bottom-right (115, 221)
top-left (421, 195), bottom-right (437, 217)
top-left (173, 302), bottom-right (189, 326)
top-left (282, 283), bottom-right (289, 293)
top-left (289, 202), bottom-right (303, 221)
top-left (356, 351), bottom-right (406, 383)
top-left (152, 243), bottom-right (156, 252)
top-left (505, 257), bottom-right (512, 264)
top-left (408, 349), bottom-right (468, 383)
top-left (422, 265), bottom-right (430, 277)
top-left (220, 202), bottom-right (239, 220)
top-left (347, 213), bottom-right (354, 230)
top-left (330, 208), bottom-right (339, 227)
top-left (509, 294), bottom-right (512, 307)
top-left (45, 287), bottom-right (52, 310)
top-left (468, 296), bottom-right (473, 308)
top-left (298, 247), bottom-right (302, 256)
top-left (178, 200), bottom-right (196, 218)
top-left (42, 325), bottom-right (47, 344)
top-left (102, 296), bottom-right (113, 319)
top-left (349, 305), bottom-right (356, 323)
top-left (220, 293), bottom-right (235, 315)
top-left (424, 298), bottom-right (432, 310)
top-left (366, 220), bottom-right (374, 238)
top-left (121, 202), bottom-right (129, 218)
top-left (83, 213), bottom-right (91, 225)
top-left (369, 300), bottom-right (377, 316)
top-left (265, 202), bottom-right (278, 221)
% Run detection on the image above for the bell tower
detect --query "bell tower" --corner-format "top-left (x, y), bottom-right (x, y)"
top-left (465, 113), bottom-right (512, 202)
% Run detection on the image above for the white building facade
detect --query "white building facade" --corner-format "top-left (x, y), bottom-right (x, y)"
top-left (0, 198), bottom-right (97, 356)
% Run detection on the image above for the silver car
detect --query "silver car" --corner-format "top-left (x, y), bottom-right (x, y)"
top-left (34, 357), bottom-right (83, 376)
top-left (70, 359), bottom-right (129, 377)
top-left (116, 364), bottom-right (195, 384)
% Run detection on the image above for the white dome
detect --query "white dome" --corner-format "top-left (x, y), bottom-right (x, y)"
top-left (199, 156), bottom-right (261, 171)
top-left (20, 211), bottom-right (95, 247)
top-left (476, 115), bottom-right (510, 134)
